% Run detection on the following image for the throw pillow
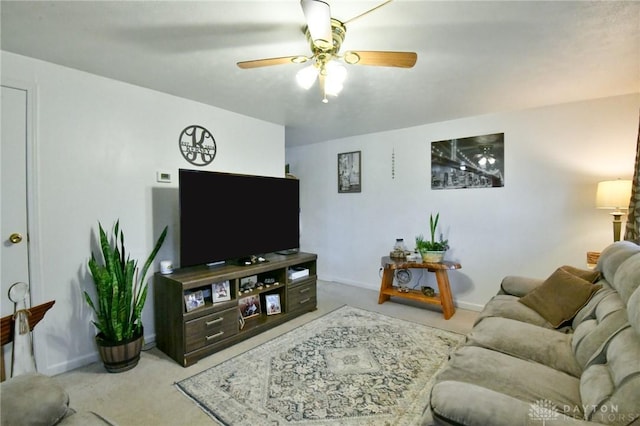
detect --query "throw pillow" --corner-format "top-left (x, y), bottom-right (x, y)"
top-left (519, 267), bottom-right (602, 328)
top-left (559, 265), bottom-right (601, 283)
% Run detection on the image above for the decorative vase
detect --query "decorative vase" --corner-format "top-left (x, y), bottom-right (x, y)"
top-left (421, 251), bottom-right (445, 263)
top-left (96, 328), bottom-right (144, 373)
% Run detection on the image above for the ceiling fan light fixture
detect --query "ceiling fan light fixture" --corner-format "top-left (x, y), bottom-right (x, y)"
top-left (296, 64), bottom-right (318, 90)
top-left (239, 1), bottom-right (416, 102)
top-left (324, 80), bottom-right (343, 96)
top-left (344, 51), bottom-right (360, 65)
top-left (324, 60), bottom-right (347, 96)
top-left (301, 0), bottom-right (333, 50)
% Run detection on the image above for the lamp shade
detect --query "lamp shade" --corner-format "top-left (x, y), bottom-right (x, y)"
top-left (596, 180), bottom-right (632, 209)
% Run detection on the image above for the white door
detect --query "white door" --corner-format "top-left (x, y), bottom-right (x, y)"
top-left (1, 85), bottom-right (32, 375)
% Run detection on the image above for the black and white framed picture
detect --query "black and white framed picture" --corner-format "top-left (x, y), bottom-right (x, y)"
top-left (212, 280), bottom-right (231, 303)
top-left (431, 133), bottom-right (504, 190)
top-left (265, 294), bottom-right (281, 315)
top-left (338, 151), bottom-right (361, 193)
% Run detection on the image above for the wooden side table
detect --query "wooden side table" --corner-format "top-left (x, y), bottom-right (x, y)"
top-left (378, 257), bottom-right (460, 319)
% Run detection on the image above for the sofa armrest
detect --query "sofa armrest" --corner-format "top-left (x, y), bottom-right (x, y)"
top-left (499, 275), bottom-right (545, 297)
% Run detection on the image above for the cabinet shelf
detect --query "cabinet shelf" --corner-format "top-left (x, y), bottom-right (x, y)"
top-left (154, 252), bottom-right (317, 367)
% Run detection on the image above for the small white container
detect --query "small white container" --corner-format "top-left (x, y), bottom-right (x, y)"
top-left (160, 260), bottom-right (174, 274)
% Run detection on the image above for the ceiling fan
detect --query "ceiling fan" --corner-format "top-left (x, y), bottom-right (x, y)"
top-left (237, 0), bottom-right (417, 103)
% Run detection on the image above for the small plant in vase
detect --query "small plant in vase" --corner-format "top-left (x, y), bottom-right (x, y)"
top-left (415, 212), bottom-right (449, 263)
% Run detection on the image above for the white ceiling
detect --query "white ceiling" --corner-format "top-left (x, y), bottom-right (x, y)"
top-left (2, 1), bottom-right (639, 147)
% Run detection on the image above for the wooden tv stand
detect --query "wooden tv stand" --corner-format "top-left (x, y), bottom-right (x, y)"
top-left (154, 252), bottom-right (317, 367)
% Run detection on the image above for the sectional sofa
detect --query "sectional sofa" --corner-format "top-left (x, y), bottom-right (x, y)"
top-left (430, 240), bottom-right (640, 425)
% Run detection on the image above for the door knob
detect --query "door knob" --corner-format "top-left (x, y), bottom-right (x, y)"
top-left (9, 233), bottom-right (23, 244)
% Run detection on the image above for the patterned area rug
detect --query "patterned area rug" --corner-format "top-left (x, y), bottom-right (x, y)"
top-left (176, 305), bottom-right (464, 425)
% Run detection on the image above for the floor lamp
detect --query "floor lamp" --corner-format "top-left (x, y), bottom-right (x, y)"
top-left (596, 179), bottom-right (632, 242)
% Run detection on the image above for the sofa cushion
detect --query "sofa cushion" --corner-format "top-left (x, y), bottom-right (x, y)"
top-left (430, 381), bottom-right (539, 426)
top-left (572, 288), bottom-right (618, 329)
top-left (466, 316), bottom-right (582, 377)
top-left (597, 241), bottom-right (640, 285)
top-left (610, 252), bottom-right (640, 304)
top-left (519, 267), bottom-right (602, 328)
top-left (0, 373), bottom-right (70, 426)
top-left (571, 296), bottom-right (628, 368)
top-left (580, 325), bottom-right (640, 425)
top-left (430, 381), bottom-right (598, 426)
top-left (433, 346), bottom-right (583, 419)
top-left (629, 287), bottom-right (640, 336)
top-left (474, 294), bottom-right (554, 328)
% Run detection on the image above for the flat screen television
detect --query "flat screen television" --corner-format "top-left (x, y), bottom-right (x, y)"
top-left (179, 169), bottom-right (300, 268)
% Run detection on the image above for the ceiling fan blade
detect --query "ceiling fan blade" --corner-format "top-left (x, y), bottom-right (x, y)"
top-left (300, 0), bottom-right (332, 49)
top-left (343, 0), bottom-right (393, 25)
top-left (237, 56), bottom-right (308, 69)
top-left (344, 51), bottom-right (417, 68)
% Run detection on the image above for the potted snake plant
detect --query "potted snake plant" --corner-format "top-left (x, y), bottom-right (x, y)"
top-left (85, 220), bottom-right (167, 372)
top-left (415, 212), bottom-right (449, 262)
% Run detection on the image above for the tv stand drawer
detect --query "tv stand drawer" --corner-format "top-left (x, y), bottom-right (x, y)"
top-left (288, 281), bottom-right (317, 312)
top-left (185, 308), bottom-right (238, 353)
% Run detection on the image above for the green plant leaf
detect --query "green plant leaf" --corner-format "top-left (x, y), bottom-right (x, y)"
top-left (85, 221), bottom-right (167, 343)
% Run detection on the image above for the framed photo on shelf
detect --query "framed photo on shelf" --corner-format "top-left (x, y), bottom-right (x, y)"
top-left (265, 294), bottom-right (282, 315)
top-left (239, 295), bottom-right (261, 319)
top-left (184, 290), bottom-right (205, 312)
top-left (338, 150), bottom-right (361, 193)
top-left (212, 280), bottom-right (231, 302)
top-left (240, 275), bottom-right (258, 292)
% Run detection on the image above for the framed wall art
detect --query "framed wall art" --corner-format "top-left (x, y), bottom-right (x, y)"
top-left (338, 151), bottom-right (361, 193)
top-left (431, 133), bottom-right (504, 190)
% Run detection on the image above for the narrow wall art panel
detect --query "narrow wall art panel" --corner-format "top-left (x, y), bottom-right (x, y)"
top-left (431, 133), bottom-right (504, 190)
top-left (338, 151), bottom-right (361, 193)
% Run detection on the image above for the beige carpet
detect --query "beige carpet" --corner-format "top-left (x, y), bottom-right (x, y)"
top-left (54, 281), bottom-right (478, 425)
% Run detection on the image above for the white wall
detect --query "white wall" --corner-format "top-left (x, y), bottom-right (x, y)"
top-left (1, 51), bottom-right (285, 375)
top-left (287, 94), bottom-right (639, 311)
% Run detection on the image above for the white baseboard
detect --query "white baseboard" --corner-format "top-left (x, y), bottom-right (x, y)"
top-left (45, 352), bottom-right (100, 377)
top-left (318, 276), bottom-right (485, 312)
top-left (43, 332), bottom-right (158, 377)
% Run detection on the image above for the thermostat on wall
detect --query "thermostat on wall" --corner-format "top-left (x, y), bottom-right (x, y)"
top-left (156, 171), bottom-right (172, 183)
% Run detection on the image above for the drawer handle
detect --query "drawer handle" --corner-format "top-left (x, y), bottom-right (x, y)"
top-left (299, 297), bottom-right (310, 304)
top-left (205, 317), bottom-right (223, 326)
top-left (206, 331), bottom-right (224, 340)
top-left (299, 288), bottom-right (310, 294)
